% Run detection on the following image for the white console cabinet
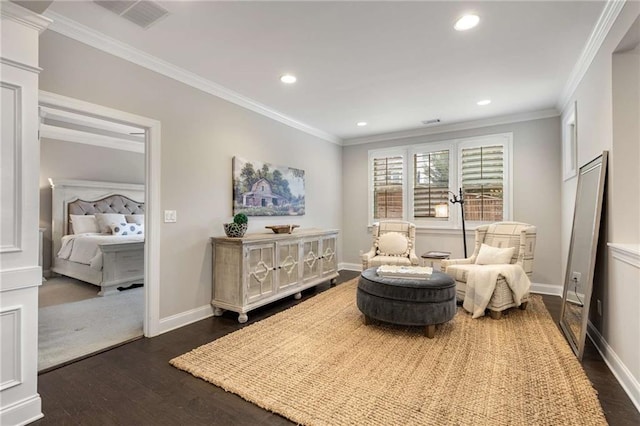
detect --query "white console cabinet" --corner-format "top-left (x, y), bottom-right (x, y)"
top-left (211, 229), bottom-right (339, 323)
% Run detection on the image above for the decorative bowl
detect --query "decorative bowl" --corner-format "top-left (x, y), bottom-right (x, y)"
top-left (266, 225), bottom-right (299, 234)
top-left (224, 222), bottom-right (248, 238)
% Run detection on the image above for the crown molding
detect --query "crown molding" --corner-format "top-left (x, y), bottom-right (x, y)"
top-left (42, 10), bottom-right (342, 146)
top-left (557, 0), bottom-right (626, 112)
top-left (342, 108), bottom-right (559, 146)
top-left (1, 1), bottom-right (52, 32)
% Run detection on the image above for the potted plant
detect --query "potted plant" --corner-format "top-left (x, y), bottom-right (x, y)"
top-left (224, 213), bottom-right (248, 238)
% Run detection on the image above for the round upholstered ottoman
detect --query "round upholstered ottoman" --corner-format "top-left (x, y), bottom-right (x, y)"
top-left (356, 267), bottom-right (456, 338)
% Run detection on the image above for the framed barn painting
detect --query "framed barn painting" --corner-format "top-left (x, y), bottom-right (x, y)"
top-left (232, 157), bottom-right (305, 216)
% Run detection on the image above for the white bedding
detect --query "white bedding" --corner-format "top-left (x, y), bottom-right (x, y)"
top-left (57, 233), bottom-right (144, 270)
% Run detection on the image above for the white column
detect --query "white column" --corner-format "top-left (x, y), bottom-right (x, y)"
top-left (0, 3), bottom-right (51, 425)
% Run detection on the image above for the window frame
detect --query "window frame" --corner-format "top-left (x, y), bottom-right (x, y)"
top-left (457, 133), bottom-right (513, 229)
top-left (408, 141), bottom-right (456, 228)
top-left (368, 133), bottom-right (513, 229)
top-left (368, 148), bottom-right (407, 225)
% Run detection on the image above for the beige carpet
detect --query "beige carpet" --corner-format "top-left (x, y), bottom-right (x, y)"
top-left (171, 279), bottom-right (607, 426)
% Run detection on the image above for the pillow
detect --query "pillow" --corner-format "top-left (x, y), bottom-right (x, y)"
top-left (475, 244), bottom-right (516, 265)
top-left (376, 232), bottom-right (410, 256)
top-left (110, 222), bottom-right (144, 236)
top-left (95, 213), bottom-right (127, 234)
top-left (125, 214), bottom-right (144, 225)
top-left (70, 214), bottom-right (99, 234)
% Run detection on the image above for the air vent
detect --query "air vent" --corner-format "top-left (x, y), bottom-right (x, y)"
top-left (94, 0), bottom-right (169, 29)
top-left (421, 119), bottom-right (441, 125)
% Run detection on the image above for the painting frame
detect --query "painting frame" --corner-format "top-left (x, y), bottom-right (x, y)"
top-left (232, 157), bottom-right (305, 216)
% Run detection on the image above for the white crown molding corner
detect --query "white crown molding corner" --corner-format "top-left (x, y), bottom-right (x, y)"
top-left (587, 321), bottom-right (640, 413)
top-left (530, 282), bottom-right (563, 296)
top-left (343, 109), bottom-right (559, 146)
top-left (0, 1), bottom-right (52, 33)
top-left (339, 262), bottom-right (362, 272)
top-left (608, 243), bottom-right (640, 268)
top-left (42, 11), bottom-right (342, 146)
top-left (557, 0), bottom-right (627, 111)
top-left (157, 304), bottom-right (214, 335)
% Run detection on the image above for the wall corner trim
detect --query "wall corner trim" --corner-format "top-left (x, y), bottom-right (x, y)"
top-left (157, 304), bottom-right (214, 336)
top-left (42, 11), bottom-right (342, 146)
top-left (587, 320), bottom-right (640, 413)
top-left (557, 0), bottom-right (627, 111)
top-left (530, 282), bottom-right (563, 296)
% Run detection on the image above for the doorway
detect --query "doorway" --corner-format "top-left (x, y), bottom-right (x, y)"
top-left (37, 91), bottom-right (161, 370)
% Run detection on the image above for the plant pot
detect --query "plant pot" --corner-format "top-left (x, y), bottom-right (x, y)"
top-left (223, 222), bottom-right (248, 238)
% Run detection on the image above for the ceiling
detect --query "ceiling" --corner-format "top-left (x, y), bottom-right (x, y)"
top-left (41, 1), bottom-right (606, 143)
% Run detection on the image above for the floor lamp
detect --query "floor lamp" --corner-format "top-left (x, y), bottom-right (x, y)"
top-left (449, 188), bottom-right (467, 258)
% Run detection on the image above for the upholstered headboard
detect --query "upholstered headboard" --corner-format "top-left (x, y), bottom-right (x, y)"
top-left (50, 179), bottom-right (145, 259)
top-left (67, 194), bottom-right (145, 234)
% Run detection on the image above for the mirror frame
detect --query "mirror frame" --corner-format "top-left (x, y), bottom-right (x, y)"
top-left (559, 151), bottom-right (608, 359)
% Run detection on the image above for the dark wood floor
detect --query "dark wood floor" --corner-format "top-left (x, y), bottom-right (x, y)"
top-left (35, 270), bottom-right (639, 425)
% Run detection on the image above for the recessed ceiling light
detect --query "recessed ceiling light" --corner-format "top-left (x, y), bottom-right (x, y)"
top-left (454, 14), bottom-right (480, 31)
top-left (477, 99), bottom-right (491, 106)
top-left (357, 121), bottom-right (368, 127)
top-left (280, 74), bottom-right (297, 84)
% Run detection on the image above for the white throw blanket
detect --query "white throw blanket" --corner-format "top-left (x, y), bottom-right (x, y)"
top-left (463, 264), bottom-right (531, 319)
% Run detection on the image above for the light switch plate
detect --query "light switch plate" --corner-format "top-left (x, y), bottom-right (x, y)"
top-left (164, 210), bottom-right (177, 223)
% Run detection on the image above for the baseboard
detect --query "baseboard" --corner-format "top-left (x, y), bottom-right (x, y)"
top-left (339, 262), bottom-right (361, 272)
top-left (587, 321), bottom-right (640, 413)
top-left (530, 282), bottom-right (562, 296)
top-left (157, 304), bottom-right (213, 335)
top-left (0, 394), bottom-right (43, 426)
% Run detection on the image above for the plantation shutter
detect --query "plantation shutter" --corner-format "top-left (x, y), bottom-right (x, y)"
top-left (373, 156), bottom-right (403, 219)
top-left (413, 150), bottom-right (449, 217)
top-left (461, 145), bottom-right (504, 221)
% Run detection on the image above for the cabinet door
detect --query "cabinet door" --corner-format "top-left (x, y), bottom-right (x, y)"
top-left (321, 235), bottom-right (338, 277)
top-left (301, 238), bottom-right (321, 284)
top-left (276, 240), bottom-right (300, 291)
top-left (245, 243), bottom-right (275, 304)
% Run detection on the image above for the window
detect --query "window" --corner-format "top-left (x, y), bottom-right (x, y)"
top-left (413, 149), bottom-right (450, 218)
top-left (371, 154), bottom-right (404, 219)
top-left (460, 144), bottom-right (504, 221)
top-left (368, 133), bottom-right (512, 227)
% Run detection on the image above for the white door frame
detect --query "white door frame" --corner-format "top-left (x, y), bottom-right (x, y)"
top-left (39, 90), bottom-right (162, 336)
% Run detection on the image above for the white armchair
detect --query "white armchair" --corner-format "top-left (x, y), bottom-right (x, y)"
top-left (362, 221), bottom-right (420, 270)
top-left (441, 221), bottom-right (536, 319)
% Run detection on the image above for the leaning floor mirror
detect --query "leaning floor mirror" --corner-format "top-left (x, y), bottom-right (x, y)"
top-left (560, 151), bottom-right (608, 359)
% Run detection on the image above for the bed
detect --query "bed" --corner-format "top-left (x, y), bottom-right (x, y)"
top-left (50, 179), bottom-right (145, 296)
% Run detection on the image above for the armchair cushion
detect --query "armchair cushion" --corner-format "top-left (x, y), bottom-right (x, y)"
top-left (475, 244), bottom-right (516, 265)
top-left (376, 232), bottom-right (410, 256)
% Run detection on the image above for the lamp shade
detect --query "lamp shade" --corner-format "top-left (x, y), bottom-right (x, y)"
top-left (435, 203), bottom-right (449, 218)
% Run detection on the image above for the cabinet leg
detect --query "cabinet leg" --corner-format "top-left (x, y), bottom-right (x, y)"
top-left (330, 278), bottom-right (337, 286)
top-left (238, 313), bottom-right (248, 323)
top-left (213, 307), bottom-right (224, 316)
top-left (293, 292), bottom-right (302, 300)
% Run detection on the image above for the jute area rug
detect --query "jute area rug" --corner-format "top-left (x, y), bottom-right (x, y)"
top-left (171, 279), bottom-right (606, 426)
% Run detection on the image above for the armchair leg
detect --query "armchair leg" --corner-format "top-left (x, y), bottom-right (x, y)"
top-left (519, 302), bottom-right (528, 310)
top-left (489, 310), bottom-right (502, 320)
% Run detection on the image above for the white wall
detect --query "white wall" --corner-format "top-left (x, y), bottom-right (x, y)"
top-left (342, 117), bottom-right (562, 288)
top-left (39, 138), bottom-right (145, 272)
top-left (560, 2), bottom-right (640, 410)
top-left (38, 31), bottom-right (343, 319)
